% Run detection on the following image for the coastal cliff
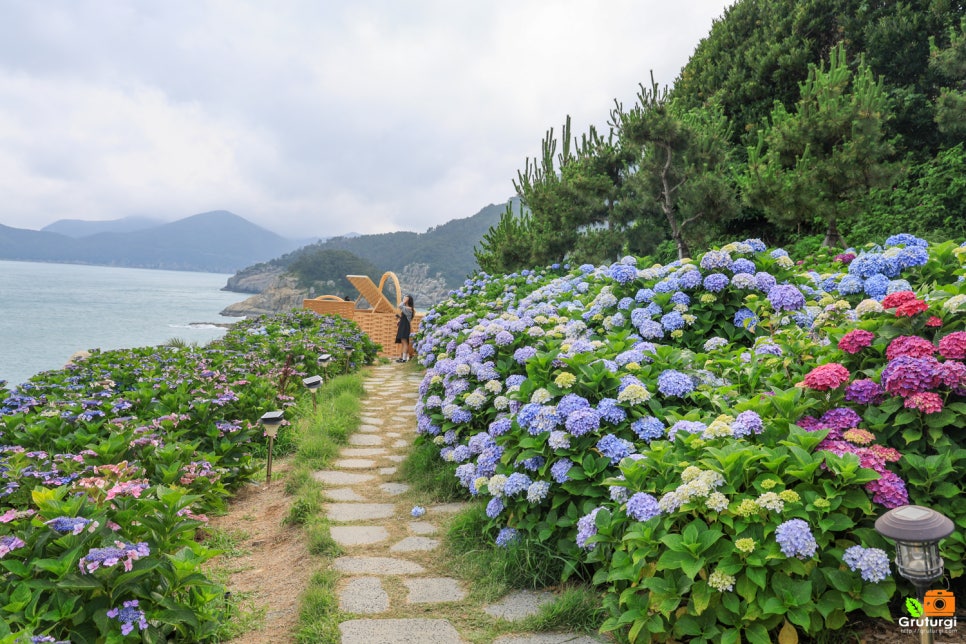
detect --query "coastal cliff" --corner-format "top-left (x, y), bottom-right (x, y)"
top-left (220, 276), bottom-right (309, 317)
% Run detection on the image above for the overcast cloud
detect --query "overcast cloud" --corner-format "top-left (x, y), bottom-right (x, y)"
top-left (0, 1), bottom-right (733, 239)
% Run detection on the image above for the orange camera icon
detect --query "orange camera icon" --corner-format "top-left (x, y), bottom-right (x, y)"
top-left (923, 589), bottom-right (956, 617)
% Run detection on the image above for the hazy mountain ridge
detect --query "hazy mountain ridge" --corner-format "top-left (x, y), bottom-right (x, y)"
top-left (0, 210), bottom-right (306, 273)
top-left (42, 216), bottom-right (164, 237)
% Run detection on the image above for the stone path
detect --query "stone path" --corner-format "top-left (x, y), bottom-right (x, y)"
top-left (315, 364), bottom-right (609, 644)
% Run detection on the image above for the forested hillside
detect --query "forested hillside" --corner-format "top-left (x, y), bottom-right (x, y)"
top-left (476, 0), bottom-right (966, 272)
top-left (230, 201), bottom-right (509, 292)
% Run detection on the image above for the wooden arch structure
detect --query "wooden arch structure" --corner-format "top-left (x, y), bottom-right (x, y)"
top-left (302, 272), bottom-right (421, 358)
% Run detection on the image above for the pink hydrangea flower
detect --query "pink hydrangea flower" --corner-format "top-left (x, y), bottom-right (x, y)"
top-left (938, 331), bottom-right (966, 360)
top-left (885, 336), bottom-right (936, 360)
top-left (838, 329), bottom-right (875, 354)
top-left (803, 363), bottom-right (851, 391)
top-left (903, 391), bottom-right (944, 414)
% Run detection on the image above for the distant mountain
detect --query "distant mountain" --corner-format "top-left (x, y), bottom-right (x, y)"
top-left (227, 200), bottom-right (511, 293)
top-left (42, 216), bottom-right (164, 237)
top-left (0, 210), bottom-right (305, 273)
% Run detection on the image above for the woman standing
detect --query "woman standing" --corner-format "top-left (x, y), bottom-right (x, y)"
top-left (395, 294), bottom-right (415, 362)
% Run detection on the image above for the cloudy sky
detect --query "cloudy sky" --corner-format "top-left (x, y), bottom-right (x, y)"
top-left (0, 1), bottom-right (733, 240)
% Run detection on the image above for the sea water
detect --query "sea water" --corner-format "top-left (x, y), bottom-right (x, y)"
top-left (0, 260), bottom-right (248, 387)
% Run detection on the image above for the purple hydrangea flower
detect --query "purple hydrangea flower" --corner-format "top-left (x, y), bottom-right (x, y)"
top-left (767, 284), bottom-right (806, 311)
top-left (0, 535), bottom-right (26, 558)
top-left (46, 516), bottom-right (94, 535)
top-left (107, 599), bottom-right (148, 636)
top-left (557, 393), bottom-right (591, 417)
top-left (732, 410), bottom-right (764, 437)
top-left (513, 346), bottom-right (537, 364)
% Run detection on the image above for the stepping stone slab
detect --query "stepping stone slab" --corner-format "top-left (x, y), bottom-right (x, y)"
top-left (325, 488), bottom-right (367, 502)
top-left (331, 525), bottom-right (389, 547)
top-left (403, 577), bottom-right (466, 603)
top-left (339, 577), bottom-right (390, 614)
top-left (484, 590), bottom-right (555, 622)
top-left (339, 619), bottom-right (463, 643)
top-left (492, 635), bottom-right (609, 644)
top-left (335, 458), bottom-right (377, 469)
top-left (324, 503), bottom-right (396, 522)
top-left (358, 424), bottom-right (382, 433)
top-left (349, 434), bottom-right (384, 446)
top-left (313, 471), bottom-right (375, 485)
top-left (390, 536), bottom-right (439, 552)
top-left (378, 482), bottom-right (410, 496)
top-left (387, 454), bottom-right (406, 463)
top-left (333, 556), bottom-right (426, 575)
top-left (359, 417), bottom-right (384, 425)
top-left (391, 439), bottom-right (410, 448)
top-left (408, 521), bottom-right (438, 535)
top-left (340, 448), bottom-right (387, 457)
top-left (378, 467), bottom-right (397, 476)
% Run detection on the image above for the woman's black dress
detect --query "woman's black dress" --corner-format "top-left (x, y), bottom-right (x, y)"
top-left (395, 306), bottom-right (413, 343)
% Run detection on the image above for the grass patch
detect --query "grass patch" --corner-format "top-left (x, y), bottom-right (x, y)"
top-left (400, 437), bottom-right (470, 503)
top-left (295, 568), bottom-right (342, 644)
top-left (525, 585), bottom-right (607, 634)
top-left (445, 506), bottom-right (570, 599)
top-left (283, 372), bottom-right (361, 639)
top-left (211, 590), bottom-right (267, 642)
top-left (203, 527), bottom-right (251, 558)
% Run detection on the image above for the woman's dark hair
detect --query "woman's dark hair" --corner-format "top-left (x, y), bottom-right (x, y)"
top-left (404, 294), bottom-right (414, 307)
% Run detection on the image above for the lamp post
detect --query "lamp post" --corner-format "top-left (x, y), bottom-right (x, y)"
top-left (874, 505), bottom-right (955, 644)
top-left (344, 347), bottom-right (354, 372)
top-left (303, 375), bottom-right (322, 411)
top-left (259, 410), bottom-right (284, 484)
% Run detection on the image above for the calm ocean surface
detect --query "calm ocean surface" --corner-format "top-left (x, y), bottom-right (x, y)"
top-left (0, 260), bottom-right (248, 387)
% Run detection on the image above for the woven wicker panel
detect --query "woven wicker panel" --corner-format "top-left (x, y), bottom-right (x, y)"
top-left (302, 294), bottom-right (422, 358)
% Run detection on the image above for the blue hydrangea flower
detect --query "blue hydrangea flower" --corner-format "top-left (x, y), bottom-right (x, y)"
top-left (631, 416), bottom-right (665, 442)
top-left (495, 527), bottom-right (520, 547)
top-left (660, 311), bottom-right (685, 331)
top-left (884, 233), bottom-right (927, 248)
top-left (770, 248), bottom-right (789, 258)
top-left (863, 273), bottom-right (889, 299)
top-left (733, 307), bottom-right (758, 331)
top-left (576, 507), bottom-right (603, 550)
top-left (677, 269), bottom-right (702, 290)
top-left (513, 346), bottom-right (537, 364)
top-left (732, 258), bottom-right (756, 274)
top-left (755, 272), bottom-right (777, 292)
top-left (775, 519), bottom-right (818, 560)
top-left (895, 246), bottom-right (928, 269)
top-left (411, 506), bottom-right (426, 518)
top-left (848, 253), bottom-right (887, 278)
top-left (503, 472), bottom-right (533, 496)
top-left (106, 600), bottom-right (148, 636)
top-left (637, 320), bottom-right (664, 339)
top-left (745, 238), bottom-right (767, 252)
top-left (842, 545), bottom-right (891, 582)
top-left (596, 434), bottom-right (635, 464)
top-left (837, 275), bottom-right (864, 295)
top-left (703, 273), bottom-right (730, 293)
top-left (670, 291), bottom-right (691, 306)
top-left (489, 418), bottom-right (513, 436)
top-left (607, 263), bottom-right (638, 284)
top-left (565, 408), bottom-right (601, 437)
top-left (557, 393), bottom-right (590, 417)
top-left (550, 459), bottom-right (573, 483)
top-left (658, 370), bottom-right (694, 397)
top-left (668, 420), bottom-right (706, 440)
top-left (626, 493), bottom-right (661, 521)
top-left (597, 398), bottom-right (627, 424)
top-left (635, 288), bottom-right (655, 303)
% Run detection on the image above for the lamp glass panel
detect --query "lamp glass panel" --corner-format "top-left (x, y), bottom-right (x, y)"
top-left (896, 540), bottom-right (943, 582)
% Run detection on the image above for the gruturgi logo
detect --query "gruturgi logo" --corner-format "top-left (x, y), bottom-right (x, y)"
top-left (899, 589), bottom-right (958, 634)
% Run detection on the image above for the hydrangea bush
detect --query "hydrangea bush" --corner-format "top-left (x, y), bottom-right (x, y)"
top-left (412, 237), bottom-right (966, 642)
top-left (0, 310), bottom-right (377, 641)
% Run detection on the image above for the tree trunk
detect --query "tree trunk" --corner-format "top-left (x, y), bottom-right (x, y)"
top-left (823, 219), bottom-right (845, 248)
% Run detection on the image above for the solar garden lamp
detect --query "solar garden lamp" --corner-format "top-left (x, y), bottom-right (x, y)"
top-left (303, 375), bottom-right (323, 411)
top-left (259, 410), bottom-right (284, 484)
top-left (344, 347), bottom-right (354, 371)
top-left (875, 505), bottom-right (954, 644)
top-left (317, 353), bottom-right (332, 383)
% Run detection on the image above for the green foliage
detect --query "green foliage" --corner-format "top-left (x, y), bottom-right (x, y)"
top-left (287, 248), bottom-right (382, 295)
top-left (743, 44), bottom-right (897, 246)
